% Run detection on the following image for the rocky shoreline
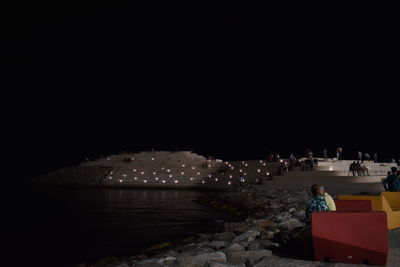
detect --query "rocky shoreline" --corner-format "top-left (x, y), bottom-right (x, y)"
top-left (86, 186), bottom-right (328, 267)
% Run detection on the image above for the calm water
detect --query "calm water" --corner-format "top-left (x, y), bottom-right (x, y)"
top-left (12, 188), bottom-right (240, 266)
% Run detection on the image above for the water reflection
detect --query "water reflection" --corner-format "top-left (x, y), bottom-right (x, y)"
top-left (23, 188), bottom-right (240, 265)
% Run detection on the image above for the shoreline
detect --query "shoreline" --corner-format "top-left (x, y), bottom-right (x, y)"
top-left (87, 186), bottom-right (319, 267)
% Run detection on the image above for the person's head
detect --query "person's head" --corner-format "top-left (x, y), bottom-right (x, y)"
top-left (391, 167), bottom-right (397, 173)
top-left (311, 184), bottom-right (325, 197)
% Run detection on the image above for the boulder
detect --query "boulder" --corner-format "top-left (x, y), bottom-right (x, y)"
top-left (177, 252), bottom-right (227, 267)
top-left (247, 241), bottom-right (260, 250)
top-left (223, 222), bottom-right (249, 234)
top-left (278, 218), bottom-right (305, 231)
top-left (232, 230), bottom-right (260, 243)
top-left (227, 250), bottom-right (272, 265)
top-left (213, 231), bottom-right (236, 242)
top-left (224, 243), bottom-right (245, 253)
top-left (207, 261), bottom-right (246, 267)
top-left (209, 241), bottom-right (230, 250)
top-left (254, 220), bottom-right (275, 229)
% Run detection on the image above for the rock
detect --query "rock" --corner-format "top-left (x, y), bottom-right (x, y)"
top-left (209, 241), bottom-right (230, 250)
top-left (254, 219), bottom-right (275, 229)
top-left (227, 250), bottom-right (272, 265)
top-left (278, 218), bottom-right (305, 231)
top-left (232, 230), bottom-right (260, 243)
top-left (258, 239), bottom-right (279, 248)
top-left (196, 233), bottom-right (213, 242)
top-left (207, 261), bottom-right (246, 267)
top-left (224, 222), bottom-right (249, 234)
top-left (213, 231), bottom-right (236, 242)
top-left (260, 230), bottom-right (275, 239)
top-left (247, 241), bottom-right (260, 250)
top-left (177, 252), bottom-right (227, 267)
top-left (225, 243), bottom-right (245, 252)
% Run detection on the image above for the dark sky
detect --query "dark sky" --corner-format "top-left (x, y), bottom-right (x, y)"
top-left (2, 2), bottom-right (399, 179)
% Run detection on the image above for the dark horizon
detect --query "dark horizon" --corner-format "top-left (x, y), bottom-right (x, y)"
top-left (3, 2), bottom-right (399, 181)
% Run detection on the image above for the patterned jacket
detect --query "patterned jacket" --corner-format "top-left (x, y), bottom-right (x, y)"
top-left (305, 195), bottom-right (329, 223)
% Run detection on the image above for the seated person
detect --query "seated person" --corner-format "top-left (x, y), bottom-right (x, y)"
top-left (305, 184), bottom-right (330, 224)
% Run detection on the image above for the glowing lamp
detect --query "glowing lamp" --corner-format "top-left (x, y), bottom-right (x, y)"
top-left (107, 157), bottom-right (110, 160)
top-left (190, 177), bottom-right (194, 181)
top-left (257, 169), bottom-right (261, 172)
top-left (174, 180), bottom-right (178, 183)
top-left (123, 174), bottom-right (127, 177)
top-left (151, 157), bottom-right (154, 160)
top-left (202, 180), bottom-right (205, 184)
top-left (144, 180), bottom-right (147, 183)
top-left (228, 181), bottom-right (231, 185)
top-left (266, 172), bottom-right (270, 175)
top-left (229, 175), bottom-right (233, 178)
top-left (109, 176), bottom-right (112, 180)
top-left (329, 167), bottom-right (333, 171)
top-left (131, 157), bottom-right (134, 160)
top-left (155, 177), bottom-right (159, 180)
top-left (134, 177), bottom-right (138, 180)
top-left (208, 165), bottom-right (211, 168)
top-left (192, 167), bottom-right (196, 170)
top-left (110, 171), bottom-right (113, 174)
top-left (169, 174), bottom-right (173, 178)
top-left (181, 172), bottom-right (184, 175)
top-left (197, 172), bottom-right (200, 175)
top-left (245, 163), bottom-right (248, 167)
top-left (259, 160), bottom-right (263, 163)
top-left (215, 178), bottom-right (218, 181)
top-left (182, 164), bottom-right (186, 167)
top-left (280, 159), bottom-right (283, 163)
top-left (263, 163), bottom-right (266, 166)
top-left (162, 180), bottom-right (166, 183)
top-left (240, 169), bottom-right (243, 172)
top-left (141, 172), bottom-right (144, 175)
top-left (133, 169), bottom-right (136, 172)
top-left (153, 172), bottom-right (156, 175)
top-left (119, 179), bottom-right (123, 183)
top-left (208, 174), bottom-right (212, 178)
top-left (167, 169), bottom-right (170, 172)
top-left (244, 173), bottom-right (247, 176)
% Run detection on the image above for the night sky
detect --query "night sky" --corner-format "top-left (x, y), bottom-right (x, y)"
top-left (3, 2), bottom-right (399, 181)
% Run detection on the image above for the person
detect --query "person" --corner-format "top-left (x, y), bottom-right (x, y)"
top-left (336, 146), bottom-right (343, 161)
top-left (322, 148), bottom-right (328, 160)
top-left (382, 167), bottom-right (400, 191)
top-left (374, 153), bottom-right (378, 163)
top-left (358, 151), bottom-right (362, 161)
top-left (305, 184), bottom-right (330, 224)
top-left (360, 164), bottom-right (370, 176)
top-left (349, 161), bottom-right (357, 176)
top-left (355, 161), bottom-right (362, 176)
